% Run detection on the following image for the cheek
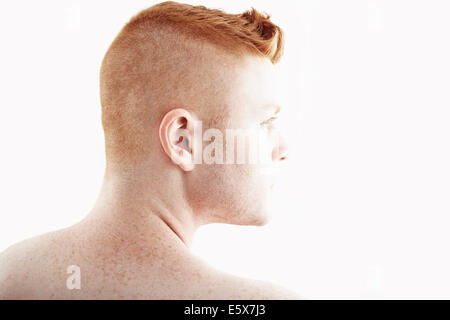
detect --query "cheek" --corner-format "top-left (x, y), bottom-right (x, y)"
top-left (224, 165), bottom-right (273, 222)
top-left (193, 164), bottom-right (270, 206)
top-left (230, 164), bottom-right (273, 204)
top-left (187, 163), bottom-right (274, 225)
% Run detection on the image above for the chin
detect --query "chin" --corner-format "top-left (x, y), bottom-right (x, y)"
top-left (243, 209), bottom-right (273, 226)
top-left (257, 213), bottom-right (273, 226)
top-left (251, 217), bottom-right (271, 226)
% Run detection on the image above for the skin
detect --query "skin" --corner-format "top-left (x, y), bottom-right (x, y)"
top-left (0, 41), bottom-right (299, 299)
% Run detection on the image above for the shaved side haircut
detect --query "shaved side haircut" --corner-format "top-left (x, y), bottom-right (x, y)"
top-left (100, 1), bottom-right (284, 165)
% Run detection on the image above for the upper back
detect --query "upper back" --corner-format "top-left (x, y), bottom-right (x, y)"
top-left (0, 226), bottom-right (300, 300)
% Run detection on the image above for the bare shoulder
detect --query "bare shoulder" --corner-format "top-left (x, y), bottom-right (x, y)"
top-left (222, 276), bottom-right (303, 300)
top-left (0, 230), bottom-right (70, 299)
top-left (0, 238), bottom-right (36, 299)
top-left (245, 278), bottom-right (303, 300)
top-left (194, 266), bottom-right (303, 300)
top-left (0, 229), bottom-right (304, 300)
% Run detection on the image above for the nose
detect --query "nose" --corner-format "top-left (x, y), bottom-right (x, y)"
top-left (272, 134), bottom-right (289, 162)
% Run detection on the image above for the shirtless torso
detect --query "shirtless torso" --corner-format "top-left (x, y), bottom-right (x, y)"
top-left (0, 214), bottom-right (300, 300)
top-left (0, 2), bottom-right (298, 300)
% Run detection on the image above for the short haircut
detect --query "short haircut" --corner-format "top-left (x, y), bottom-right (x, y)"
top-left (100, 1), bottom-right (284, 164)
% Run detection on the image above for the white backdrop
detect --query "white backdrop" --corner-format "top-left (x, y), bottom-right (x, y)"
top-left (0, 0), bottom-right (449, 299)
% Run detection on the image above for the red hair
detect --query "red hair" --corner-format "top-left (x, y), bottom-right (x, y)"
top-left (100, 1), bottom-right (285, 164)
top-left (122, 1), bottom-right (284, 63)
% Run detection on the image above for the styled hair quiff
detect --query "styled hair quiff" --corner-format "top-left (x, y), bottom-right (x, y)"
top-left (122, 1), bottom-right (284, 63)
top-left (100, 1), bottom-right (284, 164)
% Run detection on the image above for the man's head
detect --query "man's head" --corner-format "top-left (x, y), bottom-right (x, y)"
top-left (100, 1), bottom-right (287, 226)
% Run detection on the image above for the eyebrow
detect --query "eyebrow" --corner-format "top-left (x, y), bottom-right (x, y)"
top-left (263, 103), bottom-right (281, 115)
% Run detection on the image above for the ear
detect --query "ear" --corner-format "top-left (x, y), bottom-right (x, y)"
top-left (159, 108), bottom-right (196, 171)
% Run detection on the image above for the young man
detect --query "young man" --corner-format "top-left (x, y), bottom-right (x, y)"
top-left (0, 1), bottom-right (299, 299)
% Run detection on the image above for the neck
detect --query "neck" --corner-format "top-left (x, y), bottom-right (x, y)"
top-left (84, 167), bottom-right (199, 248)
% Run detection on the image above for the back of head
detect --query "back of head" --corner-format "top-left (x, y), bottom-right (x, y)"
top-left (99, 1), bottom-right (284, 166)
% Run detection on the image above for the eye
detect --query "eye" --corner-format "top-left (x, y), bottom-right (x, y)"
top-left (260, 116), bottom-right (278, 126)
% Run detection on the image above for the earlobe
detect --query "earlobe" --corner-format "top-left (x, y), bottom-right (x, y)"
top-left (159, 108), bottom-right (195, 171)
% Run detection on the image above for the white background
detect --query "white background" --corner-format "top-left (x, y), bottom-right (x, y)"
top-left (0, 0), bottom-right (449, 299)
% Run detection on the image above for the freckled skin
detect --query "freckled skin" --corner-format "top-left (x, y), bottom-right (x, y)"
top-left (0, 62), bottom-right (297, 300)
top-left (0, 57), bottom-right (298, 300)
top-left (0, 215), bottom-right (299, 299)
top-left (0, 18), bottom-right (298, 300)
